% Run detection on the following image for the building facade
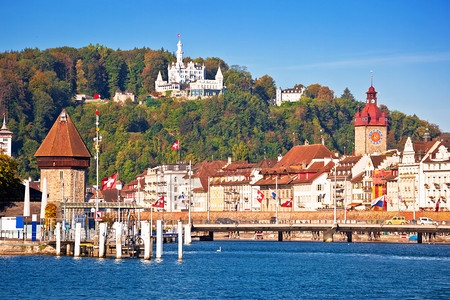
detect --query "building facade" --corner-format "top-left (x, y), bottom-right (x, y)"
top-left (275, 87), bottom-right (305, 106)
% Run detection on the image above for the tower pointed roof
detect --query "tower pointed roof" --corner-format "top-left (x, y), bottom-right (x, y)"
top-left (35, 109), bottom-right (91, 158)
top-left (215, 66), bottom-right (223, 80)
top-left (1, 115), bottom-right (11, 133)
top-left (156, 71), bottom-right (163, 82)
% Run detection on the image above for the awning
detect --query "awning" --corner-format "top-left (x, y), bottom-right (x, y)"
top-left (347, 200), bottom-right (363, 207)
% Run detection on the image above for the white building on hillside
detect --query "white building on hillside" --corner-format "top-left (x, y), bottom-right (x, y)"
top-left (155, 40), bottom-right (225, 99)
top-left (275, 87), bottom-right (305, 106)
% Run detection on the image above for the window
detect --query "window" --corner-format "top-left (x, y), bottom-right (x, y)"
top-left (317, 184), bottom-right (322, 191)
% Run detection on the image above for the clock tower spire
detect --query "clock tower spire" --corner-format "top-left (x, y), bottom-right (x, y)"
top-left (354, 77), bottom-right (388, 155)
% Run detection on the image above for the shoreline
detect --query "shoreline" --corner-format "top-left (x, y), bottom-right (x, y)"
top-left (1, 232), bottom-right (449, 256)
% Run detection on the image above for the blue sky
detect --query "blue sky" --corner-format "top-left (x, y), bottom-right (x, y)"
top-left (2, 0), bottom-right (449, 131)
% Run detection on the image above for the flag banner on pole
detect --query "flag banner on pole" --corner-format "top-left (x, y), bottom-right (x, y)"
top-left (270, 189), bottom-right (276, 200)
top-left (256, 190), bottom-right (264, 203)
top-left (101, 173), bottom-right (118, 190)
top-left (435, 197), bottom-right (441, 212)
top-left (371, 195), bottom-right (384, 211)
top-left (177, 33), bottom-right (181, 38)
top-left (172, 140), bottom-right (179, 150)
top-left (281, 197), bottom-right (293, 207)
top-left (153, 196), bottom-right (164, 208)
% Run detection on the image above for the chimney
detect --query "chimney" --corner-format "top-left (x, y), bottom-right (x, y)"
top-left (228, 157), bottom-right (232, 164)
top-left (278, 154), bottom-right (282, 161)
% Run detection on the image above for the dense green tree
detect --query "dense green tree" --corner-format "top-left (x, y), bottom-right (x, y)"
top-left (254, 75), bottom-right (276, 101)
top-left (0, 153), bottom-right (22, 202)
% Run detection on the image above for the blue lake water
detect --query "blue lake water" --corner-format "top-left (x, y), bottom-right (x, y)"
top-left (1, 241), bottom-right (450, 299)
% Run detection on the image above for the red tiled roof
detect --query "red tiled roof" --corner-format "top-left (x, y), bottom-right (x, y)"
top-left (35, 109), bottom-right (91, 158)
top-left (273, 144), bottom-right (336, 169)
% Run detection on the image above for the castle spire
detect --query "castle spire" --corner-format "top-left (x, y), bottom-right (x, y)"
top-left (1, 114), bottom-right (7, 130)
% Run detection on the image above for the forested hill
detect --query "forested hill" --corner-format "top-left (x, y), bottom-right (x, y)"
top-left (0, 45), bottom-right (441, 183)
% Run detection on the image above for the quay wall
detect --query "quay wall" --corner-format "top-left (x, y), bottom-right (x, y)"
top-left (137, 211), bottom-right (450, 224)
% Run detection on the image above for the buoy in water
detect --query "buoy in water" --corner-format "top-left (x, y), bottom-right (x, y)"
top-left (217, 247), bottom-right (221, 252)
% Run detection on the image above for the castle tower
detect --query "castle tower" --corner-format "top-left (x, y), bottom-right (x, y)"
top-left (0, 115), bottom-right (12, 157)
top-left (34, 109), bottom-right (91, 203)
top-left (176, 40), bottom-right (184, 68)
top-left (354, 83), bottom-right (388, 155)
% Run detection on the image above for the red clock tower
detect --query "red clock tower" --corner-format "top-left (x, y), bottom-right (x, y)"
top-left (354, 83), bottom-right (388, 155)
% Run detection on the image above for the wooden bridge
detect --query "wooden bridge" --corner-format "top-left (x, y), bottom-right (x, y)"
top-left (191, 223), bottom-right (450, 243)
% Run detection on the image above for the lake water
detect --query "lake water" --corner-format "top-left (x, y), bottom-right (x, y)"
top-left (1, 241), bottom-right (449, 299)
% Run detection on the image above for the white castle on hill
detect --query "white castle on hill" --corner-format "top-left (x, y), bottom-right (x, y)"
top-left (275, 86), bottom-right (306, 106)
top-left (155, 40), bottom-right (225, 99)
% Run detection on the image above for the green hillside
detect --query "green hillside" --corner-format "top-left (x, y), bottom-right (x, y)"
top-left (0, 45), bottom-right (441, 183)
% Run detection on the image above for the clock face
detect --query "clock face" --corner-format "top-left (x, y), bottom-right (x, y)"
top-left (371, 99), bottom-right (375, 104)
top-left (369, 129), bottom-right (382, 144)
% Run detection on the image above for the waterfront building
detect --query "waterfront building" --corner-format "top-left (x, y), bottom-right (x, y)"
top-left (113, 89), bottom-right (136, 103)
top-left (354, 83), bottom-right (388, 155)
top-left (34, 109), bottom-right (91, 203)
top-left (0, 115), bottom-right (12, 157)
top-left (123, 171), bottom-right (146, 206)
top-left (398, 136), bottom-right (435, 210)
top-left (155, 40), bottom-right (225, 99)
top-left (275, 86), bottom-right (305, 106)
top-left (421, 140), bottom-right (450, 211)
top-left (255, 143), bottom-right (338, 211)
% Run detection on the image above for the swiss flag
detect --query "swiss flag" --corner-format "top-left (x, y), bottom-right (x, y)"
top-left (281, 197), bottom-right (293, 208)
top-left (256, 190), bottom-right (264, 203)
top-left (172, 140), bottom-right (179, 150)
top-left (153, 196), bottom-right (164, 208)
top-left (177, 33), bottom-right (181, 38)
top-left (101, 173), bottom-right (117, 190)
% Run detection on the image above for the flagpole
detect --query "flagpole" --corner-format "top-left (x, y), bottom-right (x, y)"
top-left (95, 110), bottom-right (100, 234)
top-left (276, 176), bottom-right (278, 224)
top-left (188, 161), bottom-right (192, 225)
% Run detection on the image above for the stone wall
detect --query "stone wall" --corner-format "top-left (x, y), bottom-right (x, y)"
top-left (40, 168), bottom-right (87, 203)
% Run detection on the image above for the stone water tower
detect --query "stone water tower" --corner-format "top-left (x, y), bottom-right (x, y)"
top-left (34, 109), bottom-right (91, 203)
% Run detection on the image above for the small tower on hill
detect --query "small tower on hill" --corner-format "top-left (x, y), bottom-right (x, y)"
top-left (34, 109), bottom-right (91, 203)
top-left (354, 81), bottom-right (388, 156)
top-left (0, 115), bottom-right (12, 157)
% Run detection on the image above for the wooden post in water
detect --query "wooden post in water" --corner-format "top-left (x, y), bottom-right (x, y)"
top-left (156, 220), bottom-right (162, 259)
top-left (56, 222), bottom-right (61, 256)
top-left (417, 232), bottom-right (423, 244)
top-left (74, 222), bottom-right (81, 257)
top-left (178, 221), bottom-right (183, 261)
top-left (278, 231), bottom-right (283, 242)
top-left (184, 224), bottom-right (191, 245)
top-left (99, 223), bottom-right (106, 258)
top-left (116, 222), bottom-right (122, 259)
top-left (346, 231), bottom-right (352, 243)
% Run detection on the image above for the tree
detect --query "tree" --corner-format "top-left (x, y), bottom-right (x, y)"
top-left (341, 87), bottom-right (355, 100)
top-left (232, 142), bottom-right (249, 161)
top-left (204, 57), bottom-right (228, 79)
top-left (75, 59), bottom-right (88, 94)
top-left (254, 74), bottom-right (276, 101)
top-left (0, 153), bottom-right (22, 202)
top-left (306, 83), bottom-right (321, 99)
top-left (140, 50), bottom-right (168, 93)
top-left (293, 84), bottom-right (304, 90)
top-left (317, 86), bottom-right (334, 101)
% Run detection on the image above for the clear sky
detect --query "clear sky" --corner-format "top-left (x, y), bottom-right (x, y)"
top-left (1, 0), bottom-right (449, 131)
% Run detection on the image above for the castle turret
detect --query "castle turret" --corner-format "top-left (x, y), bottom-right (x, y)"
top-left (34, 109), bottom-right (91, 203)
top-left (0, 114), bottom-right (12, 157)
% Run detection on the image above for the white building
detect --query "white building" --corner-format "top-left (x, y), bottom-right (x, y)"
top-left (155, 40), bottom-right (225, 98)
top-left (0, 115), bottom-right (12, 157)
top-left (113, 89), bottom-right (136, 103)
top-left (275, 87), bottom-right (305, 106)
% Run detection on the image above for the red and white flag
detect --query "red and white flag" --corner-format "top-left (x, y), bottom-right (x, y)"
top-left (177, 33), bottom-right (181, 38)
top-left (281, 197), bottom-right (293, 208)
top-left (256, 190), bottom-right (264, 203)
top-left (153, 196), bottom-right (164, 208)
top-left (172, 140), bottom-right (179, 150)
top-left (435, 197), bottom-right (441, 212)
top-left (101, 173), bottom-right (117, 190)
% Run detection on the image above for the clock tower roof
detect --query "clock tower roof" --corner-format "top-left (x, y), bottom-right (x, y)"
top-left (354, 84), bottom-right (388, 127)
